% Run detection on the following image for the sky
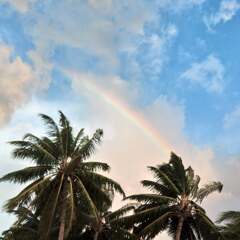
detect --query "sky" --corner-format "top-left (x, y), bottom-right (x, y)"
top-left (0, 0), bottom-right (240, 239)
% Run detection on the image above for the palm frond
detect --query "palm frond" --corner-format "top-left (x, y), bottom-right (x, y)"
top-left (148, 166), bottom-right (180, 195)
top-left (169, 152), bottom-right (186, 193)
top-left (4, 176), bottom-right (52, 212)
top-left (125, 193), bottom-right (176, 204)
top-left (74, 175), bottom-right (98, 219)
top-left (72, 128), bottom-right (84, 151)
top-left (0, 166), bottom-right (53, 184)
top-left (217, 211), bottom-right (240, 224)
top-left (81, 161), bottom-right (110, 172)
top-left (83, 172), bottom-right (125, 197)
top-left (65, 129), bottom-right (103, 174)
top-left (197, 181), bottom-right (223, 202)
top-left (139, 211), bottom-right (173, 238)
top-left (38, 113), bottom-right (60, 139)
top-left (106, 204), bottom-right (135, 221)
top-left (141, 180), bottom-right (176, 197)
top-left (10, 140), bottom-right (57, 165)
top-left (38, 175), bottom-right (64, 240)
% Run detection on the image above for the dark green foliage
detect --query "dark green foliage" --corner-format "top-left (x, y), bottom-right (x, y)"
top-left (0, 112), bottom-right (234, 240)
top-left (215, 211), bottom-right (240, 239)
top-left (77, 204), bottom-right (137, 240)
top-left (0, 111), bottom-right (124, 240)
top-left (122, 152), bottom-right (223, 240)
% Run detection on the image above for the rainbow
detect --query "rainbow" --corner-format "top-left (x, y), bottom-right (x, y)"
top-left (71, 72), bottom-right (173, 157)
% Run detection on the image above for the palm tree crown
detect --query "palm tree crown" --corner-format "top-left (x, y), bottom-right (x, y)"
top-left (79, 203), bottom-right (136, 240)
top-left (0, 112), bottom-right (125, 240)
top-left (123, 152), bottom-right (223, 240)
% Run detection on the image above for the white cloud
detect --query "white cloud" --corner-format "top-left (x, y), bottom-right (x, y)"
top-left (22, 1), bottom-right (182, 89)
top-left (224, 105), bottom-right (240, 129)
top-left (2, 0), bottom-right (36, 13)
top-left (88, 0), bottom-right (112, 9)
top-left (135, 24), bottom-right (178, 81)
top-left (180, 55), bottom-right (225, 93)
top-left (0, 44), bottom-right (36, 126)
top-left (26, 0), bottom-right (153, 72)
top-left (204, 0), bottom-right (240, 30)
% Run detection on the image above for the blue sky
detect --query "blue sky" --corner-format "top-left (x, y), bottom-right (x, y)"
top-left (0, 0), bottom-right (240, 239)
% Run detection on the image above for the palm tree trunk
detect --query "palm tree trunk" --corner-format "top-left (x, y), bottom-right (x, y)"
top-left (176, 216), bottom-right (184, 240)
top-left (58, 204), bottom-right (67, 240)
top-left (58, 182), bottom-right (67, 240)
top-left (93, 232), bottom-right (99, 240)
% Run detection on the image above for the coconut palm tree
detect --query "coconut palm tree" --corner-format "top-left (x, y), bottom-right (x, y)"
top-left (78, 203), bottom-right (136, 240)
top-left (122, 152), bottom-right (223, 240)
top-left (0, 112), bottom-right (125, 240)
top-left (0, 207), bottom-right (39, 240)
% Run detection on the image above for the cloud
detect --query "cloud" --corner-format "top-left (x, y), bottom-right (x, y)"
top-left (2, 0), bottom-right (36, 13)
top-left (0, 44), bottom-right (36, 126)
top-left (135, 24), bottom-right (178, 81)
top-left (21, 0), bottom-right (194, 89)
top-left (180, 55), bottom-right (225, 93)
top-left (224, 105), bottom-right (240, 129)
top-left (218, 105), bottom-right (240, 153)
top-left (204, 0), bottom-right (240, 30)
top-left (87, 0), bottom-right (112, 9)
top-left (25, 0), bottom-right (153, 73)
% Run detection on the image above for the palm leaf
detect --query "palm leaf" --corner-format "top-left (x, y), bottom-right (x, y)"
top-left (4, 176), bottom-right (52, 212)
top-left (197, 181), bottom-right (223, 202)
top-left (148, 166), bottom-right (180, 195)
top-left (38, 175), bottom-right (64, 240)
top-left (0, 165), bottom-right (53, 184)
top-left (83, 172), bottom-right (125, 197)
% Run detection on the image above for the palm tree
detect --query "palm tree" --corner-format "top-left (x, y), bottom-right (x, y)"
top-left (79, 203), bottom-right (136, 240)
top-left (123, 152), bottom-right (223, 240)
top-left (0, 112), bottom-right (125, 240)
top-left (1, 207), bottom-right (40, 240)
top-left (216, 211), bottom-right (240, 239)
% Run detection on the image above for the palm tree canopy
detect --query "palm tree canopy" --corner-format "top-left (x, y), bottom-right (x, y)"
top-left (0, 111), bottom-right (125, 240)
top-left (78, 203), bottom-right (137, 240)
top-left (122, 152), bottom-right (223, 240)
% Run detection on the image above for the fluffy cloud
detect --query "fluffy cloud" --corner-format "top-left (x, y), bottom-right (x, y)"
top-left (180, 55), bottom-right (225, 93)
top-left (22, 0), bottom-right (199, 88)
top-left (26, 0), bottom-right (153, 72)
top-left (204, 0), bottom-right (240, 30)
top-left (0, 44), bottom-right (36, 126)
